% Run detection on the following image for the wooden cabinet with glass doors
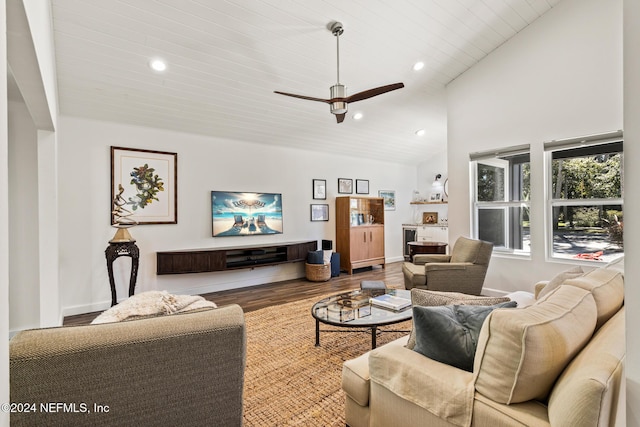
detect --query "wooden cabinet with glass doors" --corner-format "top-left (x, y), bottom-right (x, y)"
top-left (335, 196), bottom-right (385, 274)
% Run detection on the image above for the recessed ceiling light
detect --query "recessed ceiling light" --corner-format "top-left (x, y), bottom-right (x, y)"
top-left (413, 61), bottom-right (425, 71)
top-left (415, 129), bottom-right (426, 137)
top-left (353, 112), bottom-right (364, 120)
top-left (149, 59), bottom-right (167, 72)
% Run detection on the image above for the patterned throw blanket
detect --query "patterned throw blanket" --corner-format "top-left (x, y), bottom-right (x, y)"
top-left (91, 290), bottom-right (217, 324)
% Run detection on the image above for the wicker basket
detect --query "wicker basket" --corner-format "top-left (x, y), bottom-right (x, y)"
top-left (305, 262), bottom-right (331, 282)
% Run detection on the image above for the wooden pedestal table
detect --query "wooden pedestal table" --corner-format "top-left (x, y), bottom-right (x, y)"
top-left (105, 241), bottom-right (139, 306)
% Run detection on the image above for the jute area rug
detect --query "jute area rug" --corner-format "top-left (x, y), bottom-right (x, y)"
top-left (242, 292), bottom-right (411, 426)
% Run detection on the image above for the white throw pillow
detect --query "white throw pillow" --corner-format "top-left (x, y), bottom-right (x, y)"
top-left (504, 291), bottom-right (535, 308)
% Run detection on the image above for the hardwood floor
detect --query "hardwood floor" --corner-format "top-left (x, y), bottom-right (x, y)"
top-left (63, 261), bottom-right (405, 326)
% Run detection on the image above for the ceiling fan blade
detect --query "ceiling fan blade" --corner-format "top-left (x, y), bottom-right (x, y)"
top-left (274, 91), bottom-right (331, 103)
top-left (345, 83), bottom-right (405, 103)
top-left (335, 113), bottom-right (346, 123)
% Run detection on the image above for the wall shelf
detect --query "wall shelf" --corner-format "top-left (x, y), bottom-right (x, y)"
top-left (409, 201), bottom-right (448, 205)
top-left (156, 240), bottom-right (317, 275)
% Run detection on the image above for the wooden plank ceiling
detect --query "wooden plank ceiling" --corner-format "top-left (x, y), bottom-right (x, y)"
top-left (50, 0), bottom-right (562, 165)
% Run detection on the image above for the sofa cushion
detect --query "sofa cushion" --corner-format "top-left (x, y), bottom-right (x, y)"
top-left (412, 301), bottom-right (517, 372)
top-left (604, 255), bottom-right (624, 275)
top-left (369, 338), bottom-right (475, 427)
top-left (402, 262), bottom-right (426, 288)
top-left (536, 266), bottom-right (584, 299)
top-left (342, 349), bottom-right (372, 407)
top-left (406, 289), bottom-right (512, 349)
top-left (474, 285), bottom-right (597, 404)
top-left (548, 307), bottom-right (625, 427)
top-left (562, 267), bottom-right (624, 330)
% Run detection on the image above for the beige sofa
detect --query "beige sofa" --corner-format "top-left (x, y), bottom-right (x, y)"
top-left (10, 304), bottom-right (246, 427)
top-left (342, 266), bottom-right (625, 427)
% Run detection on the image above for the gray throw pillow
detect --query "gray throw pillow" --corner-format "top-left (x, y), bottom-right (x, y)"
top-left (412, 301), bottom-right (517, 372)
top-left (405, 289), bottom-right (512, 349)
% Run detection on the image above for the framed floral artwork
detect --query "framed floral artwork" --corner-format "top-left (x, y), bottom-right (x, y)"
top-left (111, 146), bottom-right (177, 224)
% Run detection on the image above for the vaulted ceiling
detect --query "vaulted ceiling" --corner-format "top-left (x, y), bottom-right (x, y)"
top-left (50, 0), bottom-right (562, 164)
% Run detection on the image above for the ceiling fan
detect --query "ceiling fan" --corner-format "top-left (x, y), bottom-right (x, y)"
top-left (275, 21), bottom-right (404, 123)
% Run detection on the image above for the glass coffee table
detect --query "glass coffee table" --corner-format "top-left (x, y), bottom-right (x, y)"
top-left (311, 288), bottom-right (412, 349)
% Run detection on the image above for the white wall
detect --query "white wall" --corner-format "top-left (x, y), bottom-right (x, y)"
top-left (623, 0), bottom-right (640, 424)
top-left (0, 0), bottom-right (9, 423)
top-left (6, 0), bottom-right (60, 334)
top-left (415, 150), bottom-right (448, 223)
top-left (417, 151), bottom-right (447, 199)
top-left (446, 0), bottom-right (622, 293)
top-left (56, 116), bottom-right (416, 317)
top-left (8, 98), bottom-right (40, 331)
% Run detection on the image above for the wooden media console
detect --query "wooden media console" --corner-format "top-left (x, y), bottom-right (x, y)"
top-left (156, 240), bottom-right (317, 275)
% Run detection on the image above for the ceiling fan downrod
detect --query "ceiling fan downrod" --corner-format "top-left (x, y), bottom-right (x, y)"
top-left (329, 21), bottom-right (346, 115)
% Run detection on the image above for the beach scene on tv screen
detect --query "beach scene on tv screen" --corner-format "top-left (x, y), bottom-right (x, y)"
top-left (211, 191), bottom-right (283, 236)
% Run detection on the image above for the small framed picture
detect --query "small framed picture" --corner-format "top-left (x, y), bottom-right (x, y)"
top-left (423, 212), bottom-right (438, 224)
top-left (356, 179), bottom-right (369, 194)
top-left (311, 204), bottom-right (329, 221)
top-left (338, 178), bottom-right (353, 194)
top-left (430, 192), bottom-right (442, 202)
top-left (378, 190), bottom-right (396, 211)
top-left (313, 179), bottom-right (326, 200)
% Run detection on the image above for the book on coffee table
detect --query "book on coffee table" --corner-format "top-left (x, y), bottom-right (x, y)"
top-left (369, 294), bottom-right (411, 311)
top-left (338, 293), bottom-right (370, 308)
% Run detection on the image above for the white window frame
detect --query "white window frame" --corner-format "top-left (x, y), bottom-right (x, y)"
top-left (470, 145), bottom-right (531, 256)
top-left (544, 131), bottom-right (623, 263)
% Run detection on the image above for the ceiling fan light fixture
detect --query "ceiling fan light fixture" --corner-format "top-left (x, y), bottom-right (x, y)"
top-left (330, 84), bottom-right (347, 114)
top-left (149, 59), bottom-right (167, 72)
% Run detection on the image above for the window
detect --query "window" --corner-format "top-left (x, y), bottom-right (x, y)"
top-left (471, 146), bottom-right (530, 254)
top-left (545, 133), bottom-right (623, 262)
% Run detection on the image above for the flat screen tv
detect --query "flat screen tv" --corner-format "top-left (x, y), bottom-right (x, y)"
top-left (211, 191), bottom-right (283, 237)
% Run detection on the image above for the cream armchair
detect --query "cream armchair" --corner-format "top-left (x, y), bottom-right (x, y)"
top-left (402, 236), bottom-right (493, 295)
